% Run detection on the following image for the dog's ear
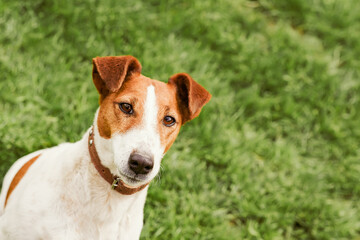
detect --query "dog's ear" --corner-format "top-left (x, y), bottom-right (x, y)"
top-left (92, 56), bottom-right (142, 103)
top-left (169, 73), bottom-right (211, 124)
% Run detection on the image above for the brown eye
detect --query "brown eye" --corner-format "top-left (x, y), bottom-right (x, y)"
top-left (119, 103), bottom-right (134, 114)
top-left (163, 116), bottom-right (176, 127)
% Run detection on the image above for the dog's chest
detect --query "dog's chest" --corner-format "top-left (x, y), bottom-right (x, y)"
top-left (75, 193), bottom-right (146, 240)
top-left (69, 197), bottom-right (136, 239)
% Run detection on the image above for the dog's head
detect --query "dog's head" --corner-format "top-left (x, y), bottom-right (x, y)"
top-left (92, 56), bottom-right (211, 188)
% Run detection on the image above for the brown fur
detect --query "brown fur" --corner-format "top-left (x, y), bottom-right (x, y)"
top-left (93, 56), bottom-right (142, 103)
top-left (5, 155), bottom-right (40, 207)
top-left (168, 73), bottom-right (212, 123)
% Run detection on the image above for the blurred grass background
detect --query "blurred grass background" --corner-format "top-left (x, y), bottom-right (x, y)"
top-left (1, 0), bottom-right (360, 239)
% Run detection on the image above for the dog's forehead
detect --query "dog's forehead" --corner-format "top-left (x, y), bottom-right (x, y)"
top-left (117, 75), bottom-right (177, 101)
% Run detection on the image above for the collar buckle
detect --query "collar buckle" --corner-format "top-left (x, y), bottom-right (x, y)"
top-left (111, 177), bottom-right (121, 190)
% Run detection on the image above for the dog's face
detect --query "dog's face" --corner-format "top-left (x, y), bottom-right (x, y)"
top-left (92, 56), bottom-right (211, 187)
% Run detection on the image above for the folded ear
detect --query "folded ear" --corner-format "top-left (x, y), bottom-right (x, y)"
top-left (168, 73), bottom-right (212, 124)
top-left (92, 56), bottom-right (142, 103)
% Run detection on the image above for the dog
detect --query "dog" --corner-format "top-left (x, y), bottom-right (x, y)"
top-left (0, 55), bottom-right (211, 240)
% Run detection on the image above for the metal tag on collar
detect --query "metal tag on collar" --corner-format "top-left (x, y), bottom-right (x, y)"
top-left (112, 177), bottom-right (121, 190)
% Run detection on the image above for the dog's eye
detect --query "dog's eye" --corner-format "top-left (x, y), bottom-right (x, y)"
top-left (119, 103), bottom-right (134, 114)
top-left (163, 116), bottom-right (176, 127)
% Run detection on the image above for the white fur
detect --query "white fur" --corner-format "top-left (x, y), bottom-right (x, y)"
top-left (0, 85), bottom-right (164, 239)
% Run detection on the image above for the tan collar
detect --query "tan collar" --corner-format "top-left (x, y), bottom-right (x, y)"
top-left (88, 126), bottom-right (149, 195)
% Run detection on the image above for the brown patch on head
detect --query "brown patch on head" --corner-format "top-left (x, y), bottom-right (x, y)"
top-left (92, 56), bottom-right (211, 155)
top-left (97, 76), bottom-right (153, 138)
top-left (155, 73), bottom-right (212, 152)
top-left (97, 74), bottom-right (184, 152)
top-left (152, 81), bottom-right (182, 153)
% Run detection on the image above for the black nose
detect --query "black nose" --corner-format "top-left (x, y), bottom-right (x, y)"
top-left (128, 153), bottom-right (154, 175)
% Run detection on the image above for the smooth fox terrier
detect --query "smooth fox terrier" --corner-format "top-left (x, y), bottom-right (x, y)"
top-left (0, 56), bottom-right (211, 240)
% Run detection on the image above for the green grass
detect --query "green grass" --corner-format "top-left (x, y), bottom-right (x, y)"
top-left (1, 0), bottom-right (360, 239)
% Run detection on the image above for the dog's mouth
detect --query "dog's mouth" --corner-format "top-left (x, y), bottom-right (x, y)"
top-left (118, 172), bottom-right (148, 188)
